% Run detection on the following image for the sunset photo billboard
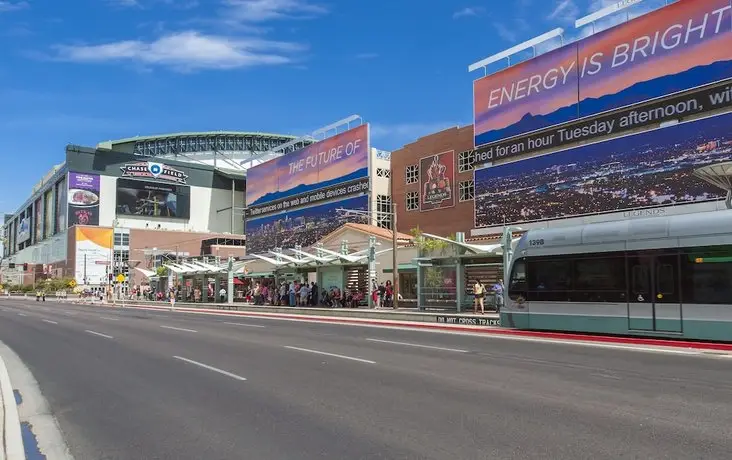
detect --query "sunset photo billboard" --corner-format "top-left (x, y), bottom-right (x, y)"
top-left (246, 124), bottom-right (369, 208)
top-left (473, 0), bottom-right (732, 147)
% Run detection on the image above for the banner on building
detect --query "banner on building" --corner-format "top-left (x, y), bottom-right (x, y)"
top-left (420, 150), bottom-right (455, 212)
top-left (474, 112), bottom-right (732, 229)
top-left (473, 0), bottom-right (732, 147)
top-left (67, 172), bottom-right (101, 226)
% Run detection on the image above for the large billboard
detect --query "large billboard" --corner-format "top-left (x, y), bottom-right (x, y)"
top-left (16, 216), bottom-right (30, 244)
top-left (473, 0), bottom-right (732, 147)
top-left (246, 124), bottom-right (369, 212)
top-left (245, 195), bottom-right (369, 254)
top-left (55, 176), bottom-right (67, 233)
top-left (74, 226), bottom-right (112, 286)
top-left (116, 178), bottom-right (191, 219)
top-left (420, 150), bottom-right (455, 212)
top-left (34, 198), bottom-right (42, 242)
top-left (44, 189), bottom-right (54, 239)
top-left (68, 172), bottom-right (100, 226)
top-left (245, 124), bottom-right (370, 252)
top-left (474, 112), bottom-right (732, 229)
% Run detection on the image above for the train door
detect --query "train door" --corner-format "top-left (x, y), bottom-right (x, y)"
top-left (627, 254), bottom-right (682, 333)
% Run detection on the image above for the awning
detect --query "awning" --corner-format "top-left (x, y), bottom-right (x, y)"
top-left (233, 277), bottom-right (245, 285)
top-left (134, 267), bottom-right (157, 278)
top-left (383, 263), bottom-right (418, 274)
top-left (165, 263), bottom-right (195, 274)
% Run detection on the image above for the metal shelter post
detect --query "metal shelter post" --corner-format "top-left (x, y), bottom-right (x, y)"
top-left (368, 235), bottom-right (376, 309)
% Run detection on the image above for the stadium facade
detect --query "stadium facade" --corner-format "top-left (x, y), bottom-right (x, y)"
top-left (0, 131), bottom-right (313, 289)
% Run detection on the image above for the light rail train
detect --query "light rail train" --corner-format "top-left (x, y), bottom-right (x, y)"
top-left (502, 209), bottom-right (732, 342)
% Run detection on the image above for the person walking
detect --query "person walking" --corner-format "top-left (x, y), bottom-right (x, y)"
top-left (473, 280), bottom-right (485, 315)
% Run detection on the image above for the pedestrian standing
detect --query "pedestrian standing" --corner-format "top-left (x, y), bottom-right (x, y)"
top-left (473, 280), bottom-right (485, 315)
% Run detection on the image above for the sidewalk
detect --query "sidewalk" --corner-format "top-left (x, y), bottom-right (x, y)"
top-left (86, 298), bottom-right (502, 327)
top-left (0, 355), bottom-right (25, 460)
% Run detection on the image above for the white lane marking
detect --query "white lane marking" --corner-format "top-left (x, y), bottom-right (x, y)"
top-left (80, 304), bottom-right (732, 359)
top-left (173, 356), bottom-right (247, 381)
top-left (160, 325), bottom-right (197, 333)
top-left (366, 338), bottom-right (469, 353)
top-left (222, 321), bottom-right (266, 328)
top-left (85, 330), bottom-right (113, 339)
top-left (99, 316), bottom-right (119, 321)
top-left (17, 313), bottom-right (27, 317)
top-left (42, 319), bottom-right (58, 325)
top-left (63, 311), bottom-right (77, 316)
top-left (284, 346), bottom-right (376, 364)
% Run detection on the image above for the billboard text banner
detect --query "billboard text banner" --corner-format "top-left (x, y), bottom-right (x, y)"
top-left (474, 111), bottom-right (732, 229)
top-left (473, 0), bottom-right (732, 147)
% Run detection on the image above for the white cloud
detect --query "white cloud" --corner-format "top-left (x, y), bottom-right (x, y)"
top-left (108, 0), bottom-right (140, 6)
top-left (493, 22), bottom-right (517, 42)
top-left (0, 1), bottom-right (28, 12)
top-left (52, 31), bottom-right (306, 71)
top-left (453, 7), bottom-right (483, 19)
top-left (547, 0), bottom-right (579, 22)
top-left (222, 0), bottom-right (327, 22)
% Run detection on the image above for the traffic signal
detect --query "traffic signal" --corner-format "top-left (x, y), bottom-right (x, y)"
top-left (108, 273), bottom-right (114, 281)
top-left (8, 263), bottom-right (15, 269)
top-left (22, 263), bottom-right (28, 271)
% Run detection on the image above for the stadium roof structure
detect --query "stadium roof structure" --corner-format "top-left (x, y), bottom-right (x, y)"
top-left (96, 131), bottom-right (316, 174)
top-left (693, 162), bottom-right (732, 209)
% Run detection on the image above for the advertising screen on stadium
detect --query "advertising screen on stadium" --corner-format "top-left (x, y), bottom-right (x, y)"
top-left (474, 112), bottom-right (732, 229)
top-left (116, 178), bottom-right (191, 219)
top-left (245, 124), bottom-right (371, 252)
top-left (473, 0), bottom-right (732, 147)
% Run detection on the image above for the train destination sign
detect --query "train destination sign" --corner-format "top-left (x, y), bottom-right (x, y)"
top-left (471, 81), bottom-right (732, 168)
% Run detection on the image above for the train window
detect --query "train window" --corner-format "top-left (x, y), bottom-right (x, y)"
top-left (575, 257), bottom-right (625, 291)
top-left (681, 252), bottom-right (732, 304)
top-left (527, 258), bottom-right (572, 301)
top-left (508, 258), bottom-right (527, 301)
top-left (657, 264), bottom-right (675, 295)
top-left (631, 265), bottom-right (650, 295)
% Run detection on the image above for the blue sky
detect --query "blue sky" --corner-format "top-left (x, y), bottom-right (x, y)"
top-left (0, 0), bottom-right (666, 215)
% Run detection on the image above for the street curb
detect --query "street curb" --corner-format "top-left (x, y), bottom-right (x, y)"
top-left (93, 303), bottom-right (732, 353)
top-left (0, 356), bottom-right (25, 460)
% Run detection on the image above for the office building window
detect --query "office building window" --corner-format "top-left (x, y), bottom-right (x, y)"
top-left (459, 180), bottom-right (475, 202)
top-left (376, 194), bottom-right (393, 230)
top-left (458, 150), bottom-right (475, 173)
top-left (406, 165), bottom-right (419, 184)
top-left (406, 191), bottom-right (419, 211)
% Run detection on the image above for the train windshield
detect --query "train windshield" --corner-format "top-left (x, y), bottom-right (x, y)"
top-left (508, 258), bottom-right (527, 300)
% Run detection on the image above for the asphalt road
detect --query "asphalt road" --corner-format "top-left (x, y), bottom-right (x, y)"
top-left (0, 298), bottom-right (731, 460)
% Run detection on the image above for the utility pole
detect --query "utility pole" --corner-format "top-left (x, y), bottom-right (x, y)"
top-left (392, 202), bottom-right (399, 309)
